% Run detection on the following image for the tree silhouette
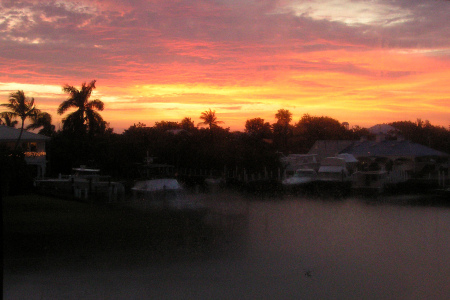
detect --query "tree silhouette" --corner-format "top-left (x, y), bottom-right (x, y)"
top-left (1, 90), bottom-right (40, 149)
top-left (181, 117), bottom-right (195, 131)
top-left (273, 109), bottom-right (293, 150)
top-left (26, 111), bottom-right (55, 136)
top-left (245, 117), bottom-right (272, 139)
top-left (154, 121), bottom-right (180, 131)
top-left (295, 114), bottom-right (346, 141)
top-left (0, 112), bottom-right (19, 128)
top-left (58, 80), bottom-right (106, 135)
top-left (198, 109), bottom-right (223, 129)
top-left (391, 120), bottom-right (450, 153)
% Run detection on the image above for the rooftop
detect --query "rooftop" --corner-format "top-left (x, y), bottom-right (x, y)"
top-left (341, 140), bottom-right (449, 158)
top-left (0, 125), bottom-right (50, 142)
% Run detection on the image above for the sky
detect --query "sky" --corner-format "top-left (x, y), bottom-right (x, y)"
top-left (1, 0), bottom-right (449, 132)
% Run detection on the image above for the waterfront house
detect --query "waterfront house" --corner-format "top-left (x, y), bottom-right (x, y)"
top-left (308, 132), bottom-right (449, 187)
top-left (340, 136), bottom-right (449, 174)
top-left (0, 125), bottom-right (50, 177)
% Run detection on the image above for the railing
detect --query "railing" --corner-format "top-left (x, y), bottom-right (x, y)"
top-left (24, 151), bottom-right (46, 157)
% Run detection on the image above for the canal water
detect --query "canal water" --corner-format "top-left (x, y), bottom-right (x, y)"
top-left (4, 192), bottom-right (450, 299)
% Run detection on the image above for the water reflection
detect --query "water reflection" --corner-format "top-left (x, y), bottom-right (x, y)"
top-left (199, 193), bottom-right (450, 299)
top-left (4, 192), bottom-right (450, 299)
top-left (242, 196), bottom-right (449, 299)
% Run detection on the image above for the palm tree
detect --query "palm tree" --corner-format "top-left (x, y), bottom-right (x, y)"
top-left (58, 80), bottom-right (105, 135)
top-left (273, 109), bottom-right (293, 151)
top-left (0, 112), bottom-right (19, 128)
top-left (26, 111), bottom-right (55, 136)
top-left (198, 109), bottom-right (223, 129)
top-left (1, 90), bottom-right (40, 149)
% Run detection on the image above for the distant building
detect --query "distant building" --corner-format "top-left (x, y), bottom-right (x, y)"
top-left (342, 122), bottom-right (349, 130)
top-left (340, 138), bottom-right (448, 174)
top-left (0, 125), bottom-right (50, 177)
top-left (308, 128), bottom-right (449, 177)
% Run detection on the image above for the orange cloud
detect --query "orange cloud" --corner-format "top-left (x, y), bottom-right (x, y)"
top-left (0, 0), bottom-right (449, 132)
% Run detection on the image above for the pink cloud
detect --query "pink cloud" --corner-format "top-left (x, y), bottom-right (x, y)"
top-left (1, 0), bottom-right (449, 130)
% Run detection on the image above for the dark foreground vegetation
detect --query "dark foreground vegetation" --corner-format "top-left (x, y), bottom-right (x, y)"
top-left (3, 194), bottom-right (218, 273)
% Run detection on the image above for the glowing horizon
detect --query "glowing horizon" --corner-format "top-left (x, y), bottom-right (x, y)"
top-left (1, 0), bottom-right (449, 132)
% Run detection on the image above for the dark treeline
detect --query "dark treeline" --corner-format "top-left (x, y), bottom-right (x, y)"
top-left (46, 115), bottom-right (450, 181)
top-left (2, 80), bottom-right (449, 185)
top-left (47, 122), bottom-right (281, 180)
top-left (45, 112), bottom-right (366, 178)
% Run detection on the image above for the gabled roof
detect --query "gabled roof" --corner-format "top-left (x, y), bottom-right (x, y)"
top-left (341, 140), bottom-right (448, 158)
top-left (0, 125), bottom-right (50, 142)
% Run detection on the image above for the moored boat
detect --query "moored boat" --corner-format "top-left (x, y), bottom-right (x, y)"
top-left (35, 166), bottom-right (124, 202)
top-left (316, 157), bottom-right (351, 197)
top-left (131, 178), bottom-right (206, 212)
top-left (282, 168), bottom-right (318, 193)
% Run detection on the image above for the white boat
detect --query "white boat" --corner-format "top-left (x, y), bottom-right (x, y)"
top-left (282, 169), bottom-right (318, 187)
top-left (131, 178), bottom-right (205, 211)
top-left (35, 166), bottom-right (124, 202)
top-left (318, 157), bottom-right (349, 182)
top-left (316, 157), bottom-right (352, 197)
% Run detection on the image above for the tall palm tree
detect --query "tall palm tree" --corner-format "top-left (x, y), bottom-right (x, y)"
top-left (58, 80), bottom-right (105, 135)
top-left (0, 112), bottom-right (19, 128)
top-left (198, 109), bottom-right (223, 129)
top-left (1, 90), bottom-right (40, 149)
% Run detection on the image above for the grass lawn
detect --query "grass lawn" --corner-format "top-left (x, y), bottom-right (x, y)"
top-left (3, 194), bottom-right (213, 272)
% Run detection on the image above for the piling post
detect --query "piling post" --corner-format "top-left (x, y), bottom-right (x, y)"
top-left (443, 171), bottom-right (446, 187)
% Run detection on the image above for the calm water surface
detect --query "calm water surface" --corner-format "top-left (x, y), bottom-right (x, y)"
top-left (4, 192), bottom-right (450, 299)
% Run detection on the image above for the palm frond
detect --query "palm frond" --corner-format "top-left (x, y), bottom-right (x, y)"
top-left (0, 112), bottom-right (19, 127)
top-left (86, 110), bottom-right (106, 132)
top-left (62, 110), bottom-right (86, 132)
top-left (57, 99), bottom-right (76, 115)
top-left (86, 99), bottom-right (104, 111)
top-left (25, 111), bottom-right (50, 130)
top-left (62, 84), bottom-right (79, 95)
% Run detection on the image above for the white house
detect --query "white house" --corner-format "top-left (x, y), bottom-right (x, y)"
top-left (0, 125), bottom-right (50, 177)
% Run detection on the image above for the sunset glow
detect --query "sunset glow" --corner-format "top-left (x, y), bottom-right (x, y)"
top-left (1, 0), bottom-right (449, 132)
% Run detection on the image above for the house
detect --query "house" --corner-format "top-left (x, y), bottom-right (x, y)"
top-left (340, 137), bottom-right (449, 175)
top-left (0, 125), bottom-right (50, 177)
top-left (308, 132), bottom-right (448, 178)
